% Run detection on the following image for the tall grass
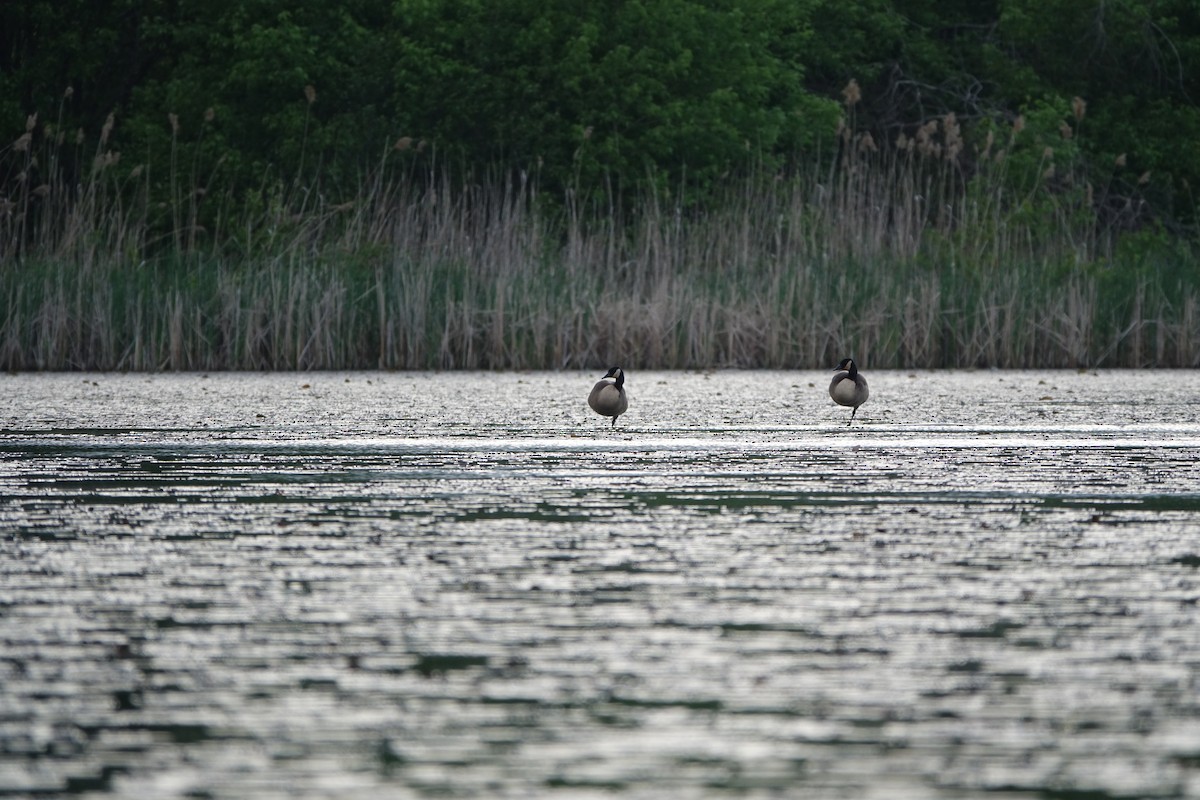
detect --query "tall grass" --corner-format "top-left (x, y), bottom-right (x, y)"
top-left (2, 108), bottom-right (1198, 371)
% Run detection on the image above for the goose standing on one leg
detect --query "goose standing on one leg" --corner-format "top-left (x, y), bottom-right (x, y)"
top-left (829, 358), bottom-right (869, 425)
top-left (588, 367), bottom-right (629, 427)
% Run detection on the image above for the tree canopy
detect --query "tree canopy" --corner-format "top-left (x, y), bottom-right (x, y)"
top-left (2, 0), bottom-right (1198, 222)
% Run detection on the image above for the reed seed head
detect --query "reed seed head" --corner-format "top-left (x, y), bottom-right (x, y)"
top-left (92, 150), bottom-right (120, 173)
top-left (943, 113), bottom-right (960, 142)
top-left (13, 132), bottom-right (32, 152)
top-left (64, 85), bottom-right (74, 99)
top-left (304, 84), bottom-right (317, 104)
top-left (915, 119), bottom-right (938, 156)
top-left (204, 107), bottom-right (215, 123)
top-left (1059, 121), bottom-right (1072, 140)
top-left (33, 184), bottom-right (50, 198)
top-left (942, 113), bottom-right (961, 162)
top-left (841, 79), bottom-right (861, 107)
top-left (100, 112), bottom-right (115, 145)
top-left (1138, 171), bottom-right (1151, 185)
top-left (394, 136), bottom-right (413, 151)
top-left (169, 113), bottom-right (179, 134)
top-left (25, 113), bottom-right (37, 132)
top-left (1114, 153), bottom-right (1126, 168)
top-left (1012, 115), bottom-right (1025, 135)
top-left (1072, 96), bottom-right (1086, 122)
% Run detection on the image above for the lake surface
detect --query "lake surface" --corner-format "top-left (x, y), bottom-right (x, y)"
top-left (3, 369), bottom-right (1200, 799)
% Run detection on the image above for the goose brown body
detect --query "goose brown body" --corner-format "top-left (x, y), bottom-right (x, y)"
top-left (588, 367), bottom-right (628, 427)
top-left (829, 358), bottom-right (869, 424)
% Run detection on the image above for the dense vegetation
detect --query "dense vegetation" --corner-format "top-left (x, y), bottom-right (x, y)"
top-left (2, 0), bottom-right (1199, 370)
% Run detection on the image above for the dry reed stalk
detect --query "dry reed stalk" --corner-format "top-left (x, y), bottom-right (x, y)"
top-left (900, 277), bottom-right (941, 367)
top-left (1183, 294), bottom-right (1199, 366)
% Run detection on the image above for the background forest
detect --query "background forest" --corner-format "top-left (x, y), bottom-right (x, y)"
top-left (2, 0), bottom-right (1199, 370)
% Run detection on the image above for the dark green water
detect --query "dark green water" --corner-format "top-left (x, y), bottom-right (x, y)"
top-left (3, 370), bottom-right (1200, 799)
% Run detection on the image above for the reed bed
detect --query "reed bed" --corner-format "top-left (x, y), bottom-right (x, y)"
top-left (2, 113), bottom-right (1198, 371)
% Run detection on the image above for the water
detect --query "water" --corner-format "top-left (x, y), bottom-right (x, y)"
top-left (3, 369), bottom-right (1200, 799)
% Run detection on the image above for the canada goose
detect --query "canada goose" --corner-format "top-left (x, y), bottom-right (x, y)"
top-left (588, 367), bottom-right (629, 427)
top-left (829, 358), bottom-right (869, 424)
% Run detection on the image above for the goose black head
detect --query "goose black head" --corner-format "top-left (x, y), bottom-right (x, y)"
top-left (834, 358), bottom-right (857, 376)
top-left (604, 366), bottom-right (625, 386)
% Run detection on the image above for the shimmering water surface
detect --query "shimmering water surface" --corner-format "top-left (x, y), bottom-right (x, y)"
top-left (3, 370), bottom-right (1200, 800)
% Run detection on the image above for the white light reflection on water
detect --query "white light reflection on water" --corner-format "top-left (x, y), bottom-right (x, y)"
top-left (2, 370), bottom-right (1200, 799)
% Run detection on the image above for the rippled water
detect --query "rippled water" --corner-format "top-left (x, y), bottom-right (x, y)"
top-left (3, 370), bottom-right (1200, 799)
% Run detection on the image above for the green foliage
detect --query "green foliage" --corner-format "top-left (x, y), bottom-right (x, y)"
top-left (2, 0), bottom-right (1199, 259)
top-left (992, 0), bottom-right (1200, 218)
top-left (388, 0), bottom-right (839, 198)
top-left (3, 0), bottom-right (852, 217)
top-left (801, 0), bottom-right (1200, 225)
top-left (1108, 225), bottom-right (1198, 288)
